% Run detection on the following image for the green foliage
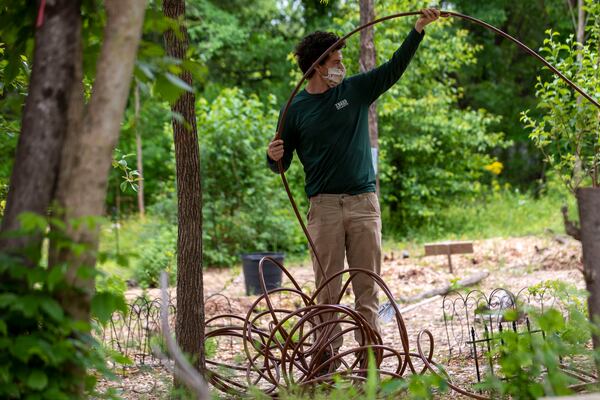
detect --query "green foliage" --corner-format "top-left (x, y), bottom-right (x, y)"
top-left (267, 353), bottom-right (448, 400)
top-left (473, 281), bottom-right (595, 399)
top-left (198, 87), bottom-right (305, 267)
top-left (521, 0), bottom-right (600, 190)
top-left (481, 301), bottom-right (594, 399)
top-left (133, 219), bottom-right (177, 288)
top-left (402, 176), bottom-right (574, 242)
top-left (111, 150), bottom-right (142, 193)
top-left (0, 30), bottom-right (29, 213)
top-left (111, 97), bottom-right (175, 212)
top-left (0, 214), bottom-right (127, 399)
top-left (135, 3), bottom-right (206, 104)
top-left (186, 0), bottom-right (306, 102)
top-left (451, 0), bottom-right (575, 188)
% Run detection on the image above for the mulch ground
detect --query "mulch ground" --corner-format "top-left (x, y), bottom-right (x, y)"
top-left (98, 234), bottom-right (587, 399)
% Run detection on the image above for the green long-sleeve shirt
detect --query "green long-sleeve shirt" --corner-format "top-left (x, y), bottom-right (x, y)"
top-left (268, 28), bottom-right (424, 198)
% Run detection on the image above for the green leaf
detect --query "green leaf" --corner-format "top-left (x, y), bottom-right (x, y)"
top-left (25, 267), bottom-right (46, 287)
top-left (12, 336), bottom-right (47, 363)
top-left (47, 265), bottom-right (66, 291)
top-left (503, 309), bottom-right (519, 322)
top-left (91, 292), bottom-right (126, 325)
top-left (14, 295), bottom-right (40, 317)
top-left (136, 61), bottom-right (155, 79)
top-left (108, 349), bottom-right (133, 366)
top-left (75, 266), bottom-right (98, 280)
top-left (165, 72), bottom-right (193, 93)
top-left (0, 293), bottom-right (16, 308)
top-left (26, 370), bottom-right (48, 390)
top-left (365, 348), bottom-right (378, 399)
top-left (40, 299), bottom-right (64, 322)
top-left (154, 74), bottom-right (184, 104)
top-left (17, 212), bottom-right (48, 233)
top-left (84, 374), bottom-right (98, 391)
top-left (380, 378), bottom-right (406, 395)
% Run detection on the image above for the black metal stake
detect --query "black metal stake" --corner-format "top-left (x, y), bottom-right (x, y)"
top-left (484, 324), bottom-right (494, 376)
top-left (471, 327), bottom-right (482, 388)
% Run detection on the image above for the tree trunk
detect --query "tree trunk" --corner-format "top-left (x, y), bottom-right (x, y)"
top-left (359, 0), bottom-right (379, 195)
top-left (163, 0), bottom-right (206, 376)
top-left (0, 0), bottom-right (81, 261)
top-left (576, 0), bottom-right (585, 46)
top-left (135, 83), bottom-right (146, 218)
top-left (576, 188), bottom-right (600, 371)
top-left (52, 0), bottom-right (146, 318)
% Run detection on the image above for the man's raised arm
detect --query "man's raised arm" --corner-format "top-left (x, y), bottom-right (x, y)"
top-left (348, 8), bottom-right (441, 104)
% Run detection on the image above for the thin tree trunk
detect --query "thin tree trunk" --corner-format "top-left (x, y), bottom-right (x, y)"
top-left (359, 0), bottom-right (379, 195)
top-left (135, 83), bottom-right (146, 218)
top-left (34, 0), bottom-right (146, 396)
top-left (577, 0), bottom-right (585, 47)
top-left (576, 188), bottom-right (600, 372)
top-left (574, 0), bottom-right (586, 184)
top-left (163, 0), bottom-right (206, 376)
top-left (0, 0), bottom-right (81, 260)
top-left (52, 0), bottom-right (146, 319)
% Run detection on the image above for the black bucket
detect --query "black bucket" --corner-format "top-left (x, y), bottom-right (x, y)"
top-left (241, 252), bottom-right (284, 296)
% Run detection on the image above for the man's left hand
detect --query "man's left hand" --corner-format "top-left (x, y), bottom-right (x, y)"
top-left (415, 8), bottom-right (441, 33)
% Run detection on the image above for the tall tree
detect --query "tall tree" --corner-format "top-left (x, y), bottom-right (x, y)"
top-left (359, 0), bottom-right (378, 194)
top-left (0, 0), bottom-right (81, 260)
top-left (1, 0), bottom-right (147, 395)
top-left (51, 0), bottom-right (146, 321)
top-left (163, 0), bottom-right (206, 376)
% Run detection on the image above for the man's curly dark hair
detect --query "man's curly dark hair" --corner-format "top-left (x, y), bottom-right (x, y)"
top-left (294, 31), bottom-right (346, 79)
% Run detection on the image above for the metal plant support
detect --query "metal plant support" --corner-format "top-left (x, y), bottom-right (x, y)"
top-left (442, 287), bottom-right (597, 392)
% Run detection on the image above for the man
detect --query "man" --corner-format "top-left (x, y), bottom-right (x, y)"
top-left (267, 8), bottom-right (441, 364)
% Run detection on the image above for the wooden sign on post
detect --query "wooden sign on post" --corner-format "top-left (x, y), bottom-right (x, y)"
top-left (424, 241), bottom-right (474, 273)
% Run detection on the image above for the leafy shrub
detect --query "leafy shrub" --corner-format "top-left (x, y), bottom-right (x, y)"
top-left (133, 88), bottom-right (307, 275)
top-left (481, 281), bottom-right (595, 399)
top-left (0, 214), bottom-right (127, 399)
top-left (403, 178), bottom-right (573, 242)
top-left (132, 218), bottom-right (177, 288)
top-left (198, 88), bottom-right (305, 267)
top-left (521, 0), bottom-right (600, 191)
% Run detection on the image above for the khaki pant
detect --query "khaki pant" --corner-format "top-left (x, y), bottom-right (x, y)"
top-left (307, 192), bottom-right (382, 349)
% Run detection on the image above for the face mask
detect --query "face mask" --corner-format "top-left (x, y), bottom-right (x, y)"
top-left (322, 66), bottom-right (346, 87)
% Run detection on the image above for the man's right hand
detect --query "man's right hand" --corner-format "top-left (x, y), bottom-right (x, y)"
top-left (267, 139), bottom-right (284, 161)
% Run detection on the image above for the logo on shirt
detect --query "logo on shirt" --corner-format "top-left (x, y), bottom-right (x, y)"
top-left (334, 99), bottom-right (349, 110)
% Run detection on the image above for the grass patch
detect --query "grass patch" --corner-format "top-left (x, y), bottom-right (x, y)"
top-left (384, 184), bottom-right (577, 251)
top-left (97, 216), bottom-right (146, 281)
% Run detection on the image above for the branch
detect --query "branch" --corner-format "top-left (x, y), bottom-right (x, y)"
top-left (378, 271), bottom-right (489, 323)
top-left (561, 205), bottom-right (581, 241)
top-left (565, 0), bottom-right (578, 33)
top-left (400, 270), bottom-right (489, 303)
